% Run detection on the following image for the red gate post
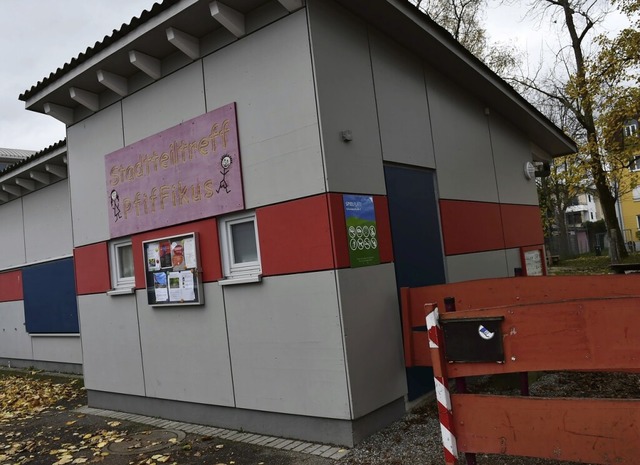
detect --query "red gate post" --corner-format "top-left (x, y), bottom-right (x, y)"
top-left (426, 303), bottom-right (458, 465)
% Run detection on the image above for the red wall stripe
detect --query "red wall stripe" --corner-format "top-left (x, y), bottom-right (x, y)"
top-left (258, 194), bottom-right (394, 277)
top-left (439, 200), bottom-right (505, 255)
top-left (501, 204), bottom-right (544, 248)
top-left (74, 194), bottom-right (395, 294)
top-left (75, 243), bottom-right (111, 295)
top-left (132, 217), bottom-right (222, 288)
top-left (258, 195), bottom-right (336, 276)
top-left (0, 270), bottom-right (23, 302)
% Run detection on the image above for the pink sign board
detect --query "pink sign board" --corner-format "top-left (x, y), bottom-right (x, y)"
top-left (105, 103), bottom-right (243, 237)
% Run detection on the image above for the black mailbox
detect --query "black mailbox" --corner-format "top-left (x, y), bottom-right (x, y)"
top-left (441, 316), bottom-right (505, 363)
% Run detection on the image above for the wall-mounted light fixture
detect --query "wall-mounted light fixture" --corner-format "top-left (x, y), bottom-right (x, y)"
top-left (524, 161), bottom-right (536, 180)
top-left (340, 130), bottom-right (353, 142)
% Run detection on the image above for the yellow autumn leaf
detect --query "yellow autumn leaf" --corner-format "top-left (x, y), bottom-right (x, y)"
top-left (107, 421), bottom-right (121, 427)
top-left (55, 456), bottom-right (74, 465)
top-left (66, 420), bottom-right (77, 426)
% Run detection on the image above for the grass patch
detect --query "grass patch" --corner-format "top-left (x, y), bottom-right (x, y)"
top-left (552, 252), bottom-right (640, 275)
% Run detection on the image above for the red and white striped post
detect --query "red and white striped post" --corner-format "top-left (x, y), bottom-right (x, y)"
top-left (426, 303), bottom-right (458, 465)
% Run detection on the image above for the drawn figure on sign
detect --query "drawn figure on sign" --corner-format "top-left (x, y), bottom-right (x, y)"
top-left (216, 154), bottom-right (233, 194)
top-left (110, 189), bottom-right (122, 221)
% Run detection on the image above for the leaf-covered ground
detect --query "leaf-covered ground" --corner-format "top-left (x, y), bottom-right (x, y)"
top-left (0, 370), bottom-right (331, 465)
top-left (0, 374), bottom-right (81, 423)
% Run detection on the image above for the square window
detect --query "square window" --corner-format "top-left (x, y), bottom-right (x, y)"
top-left (219, 212), bottom-right (262, 284)
top-left (109, 238), bottom-right (135, 291)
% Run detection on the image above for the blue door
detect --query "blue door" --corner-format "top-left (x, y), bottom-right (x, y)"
top-left (384, 164), bottom-right (446, 399)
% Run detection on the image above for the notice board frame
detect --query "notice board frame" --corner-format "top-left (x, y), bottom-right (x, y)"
top-left (142, 232), bottom-right (204, 307)
top-left (520, 245), bottom-right (546, 276)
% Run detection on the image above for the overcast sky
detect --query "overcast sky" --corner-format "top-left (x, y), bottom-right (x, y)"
top-left (0, 0), bottom-right (156, 152)
top-left (0, 0), bottom-right (629, 152)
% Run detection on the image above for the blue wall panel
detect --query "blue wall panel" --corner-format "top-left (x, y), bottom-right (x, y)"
top-left (23, 258), bottom-right (79, 334)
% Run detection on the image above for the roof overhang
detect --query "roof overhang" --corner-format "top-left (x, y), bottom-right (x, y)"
top-left (334, 0), bottom-right (577, 157)
top-left (20, 0), bottom-right (575, 158)
top-left (0, 142), bottom-right (68, 205)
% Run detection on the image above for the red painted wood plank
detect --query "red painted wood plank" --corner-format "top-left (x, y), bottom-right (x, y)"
top-left (439, 297), bottom-right (640, 377)
top-left (0, 270), bottom-right (23, 302)
top-left (402, 275), bottom-right (640, 367)
top-left (454, 394), bottom-right (640, 464)
top-left (413, 275), bottom-right (640, 313)
top-left (74, 243), bottom-right (111, 295)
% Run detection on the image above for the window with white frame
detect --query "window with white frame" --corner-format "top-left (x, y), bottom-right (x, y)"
top-left (624, 122), bottom-right (638, 138)
top-left (109, 238), bottom-right (135, 291)
top-left (634, 187), bottom-right (640, 201)
top-left (219, 211), bottom-right (262, 284)
top-left (631, 157), bottom-right (640, 172)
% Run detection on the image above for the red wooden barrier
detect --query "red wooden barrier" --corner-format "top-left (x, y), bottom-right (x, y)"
top-left (402, 274), bottom-right (640, 367)
top-left (420, 276), bottom-right (640, 464)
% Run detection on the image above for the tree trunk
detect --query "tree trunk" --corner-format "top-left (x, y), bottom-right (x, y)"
top-left (589, 148), bottom-right (629, 259)
top-left (556, 0), bottom-right (629, 260)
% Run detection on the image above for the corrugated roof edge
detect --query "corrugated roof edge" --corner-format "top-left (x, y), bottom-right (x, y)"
top-left (0, 139), bottom-right (66, 175)
top-left (19, 0), bottom-right (179, 102)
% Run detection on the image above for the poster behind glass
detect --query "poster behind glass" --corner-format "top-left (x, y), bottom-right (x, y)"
top-left (143, 232), bottom-right (204, 306)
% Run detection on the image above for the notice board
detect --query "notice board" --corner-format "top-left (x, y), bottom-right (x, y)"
top-left (143, 232), bottom-right (204, 306)
top-left (520, 245), bottom-right (546, 276)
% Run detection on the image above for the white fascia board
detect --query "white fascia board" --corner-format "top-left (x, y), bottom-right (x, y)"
top-left (23, 0), bottom-right (201, 110)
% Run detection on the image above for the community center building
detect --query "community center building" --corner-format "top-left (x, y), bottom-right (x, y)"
top-left (1, 0), bottom-right (575, 446)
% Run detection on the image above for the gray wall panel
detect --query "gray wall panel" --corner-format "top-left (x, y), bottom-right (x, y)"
top-left (489, 113), bottom-right (539, 205)
top-left (369, 30), bottom-right (435, 168)
top-left (426, 65), bottom-right (498, 202)
top-left (31, 335), bottom-right (82, 364)
top-left (308, 0), bottom-right (386, 195)
top-left (336, 264), bottom-right (406, 418)
top-left (446, 250), bottom-right (510, 282)
top-left (23, 180), bottom-right (73, 262)
top-left (0, 199), bottom-right (26, 268)
top-left (122, 62), bottom-right (206, 146)
top-left (67, 104), bottom-right (125, 246)
top-left (506, 247), bottom-right (525, 277)
top-left (202, 12), bottom-right (325, 209)
top-left (0, 301), bottom-right (32, 359)
top-left (78, 293), bottom-right (145, 396)
top-left (136, 284), bottom-right (234, 406)
top-left (224, 272), bottom-right (351, 419)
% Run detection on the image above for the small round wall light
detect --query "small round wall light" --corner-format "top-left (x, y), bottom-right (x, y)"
top-left (524, 161), bottom-right (536, 180)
